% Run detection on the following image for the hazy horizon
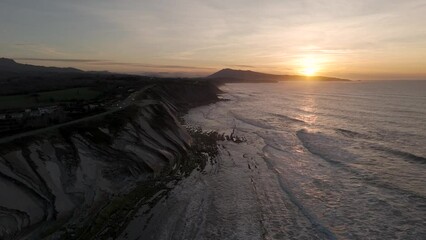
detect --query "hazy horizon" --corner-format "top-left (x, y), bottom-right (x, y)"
top-left (0, 2), bottom-right (425, 238)
top-left (1, 0), bottom-right (426, 80)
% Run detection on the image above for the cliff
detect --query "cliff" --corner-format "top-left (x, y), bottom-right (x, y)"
top-left (0, 82), bottom-right (219, 239)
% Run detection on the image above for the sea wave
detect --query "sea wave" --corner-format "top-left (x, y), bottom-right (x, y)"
top-left (231, 111), bottom-right (274, 129)
top-left (261, 149), bottom-right (338, 240)
top-left (296, 129), bottom-right (356, 166)
top-left (296, 130), bottom-right (426, 199)
top-left (370, 145), bottom-right (426, 164)
top-left (334, 128), bottom-right (366, 138)
top-left (270, 113), bottom-right (306, 124)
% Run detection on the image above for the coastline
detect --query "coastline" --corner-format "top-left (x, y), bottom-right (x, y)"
top-left (148, 82), bottom-right (426, 240)
top-left (119, 114), bottom-right (266, 240)
top-left (0, 81), bottom-right (224, 239)
top-left (119, 85), bottom-right (329, 240)
top-left (113, 84), bottom-right (266, 239)
top-left (73, 84), bottom-right (228, 239)
top-left (3, 81), bottom-right (424, 239)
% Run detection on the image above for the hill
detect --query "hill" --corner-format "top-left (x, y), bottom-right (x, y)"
top-left (0, 58), bottom-right (83, 75)
top-left (0, 58), bottom-right (125, 95)
top-left (207, 68), bottom-right (349, 82)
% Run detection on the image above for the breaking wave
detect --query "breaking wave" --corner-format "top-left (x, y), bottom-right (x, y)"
top-left (370, 145), bottom-right (426, 164)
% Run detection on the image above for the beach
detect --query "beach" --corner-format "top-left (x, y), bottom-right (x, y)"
top-left (121, 81), bottom-right (426, 240)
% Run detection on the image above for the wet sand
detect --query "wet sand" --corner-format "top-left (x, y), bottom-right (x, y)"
top-left (119, 133), bottom-right (327, 240)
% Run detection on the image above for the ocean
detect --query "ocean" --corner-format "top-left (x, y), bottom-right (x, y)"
top-left (185, 80), bottom-right (426, 239)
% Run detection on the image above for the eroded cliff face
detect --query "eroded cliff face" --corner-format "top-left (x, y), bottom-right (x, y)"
top-left (0, 82), bottom-right (217, 239)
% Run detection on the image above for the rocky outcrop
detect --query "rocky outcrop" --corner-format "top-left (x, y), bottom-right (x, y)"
top-left (0, 82), bottom-right (218, 239)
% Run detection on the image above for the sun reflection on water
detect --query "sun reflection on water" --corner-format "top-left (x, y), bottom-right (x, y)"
top-left (298, 96), bottom-right (318, 125)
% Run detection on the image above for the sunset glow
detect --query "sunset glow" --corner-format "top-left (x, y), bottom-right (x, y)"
top-left (0, 1), bottom-right (425, 239)
top-left (299, 56), bottom-right (320, 77)
top-left (302, 67), bottom-right (317, 77)
top-left (1, 1), bottom-right (425, 79)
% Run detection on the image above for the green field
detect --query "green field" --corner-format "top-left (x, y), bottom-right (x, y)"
top-left (0, 87), bottom-right (101, 110)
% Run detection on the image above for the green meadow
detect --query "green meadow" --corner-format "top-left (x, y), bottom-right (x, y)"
top-left (0, 87), bottom-right (100, 110)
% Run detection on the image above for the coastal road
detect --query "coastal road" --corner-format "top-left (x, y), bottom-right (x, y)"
top-left (0, 85), bottom-right (158, 144)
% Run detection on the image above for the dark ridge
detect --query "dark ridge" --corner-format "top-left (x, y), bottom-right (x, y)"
top-left (0, 58), bottom-right (83, 74)
top-left (207, 68), bottom-right (349, 82)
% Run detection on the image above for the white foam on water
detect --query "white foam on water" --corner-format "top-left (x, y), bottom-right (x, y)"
top-left (179, 82), bottom-right (426, 239)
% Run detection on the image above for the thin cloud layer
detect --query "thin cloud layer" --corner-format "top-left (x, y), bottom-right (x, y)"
top-left (1, 0), bottom-right (425, 79)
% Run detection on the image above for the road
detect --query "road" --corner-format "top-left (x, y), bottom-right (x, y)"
top-left (0, 85), bottom-right (157, 144)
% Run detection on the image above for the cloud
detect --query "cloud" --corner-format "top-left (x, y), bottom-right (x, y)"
top-left (3, 1), bottom-right (425, 79)
top-left (13, 44), bottom-right (67, 56)
top-left (15, 57), bottom-right (104, 63)
top-left (89, 61), bottom-right (214, 70)
top-left (230, 64), bottom-right (256, 68)
top-left (14, 57), bottom-right (214, 71)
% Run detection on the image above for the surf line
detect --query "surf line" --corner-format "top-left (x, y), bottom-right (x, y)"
top-left (261, 150), bottom-right (337, 240)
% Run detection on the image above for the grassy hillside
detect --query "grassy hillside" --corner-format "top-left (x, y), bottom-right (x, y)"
top-left (0, 87), bottom-right (100, 110)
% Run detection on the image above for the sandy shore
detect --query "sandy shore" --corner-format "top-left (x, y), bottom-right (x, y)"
top-left (119, 139), bottom-right (265, 239)
top-left (119, 103), bottom-right (329, 240)
top-left (129, 82), bottom-right (426, 240)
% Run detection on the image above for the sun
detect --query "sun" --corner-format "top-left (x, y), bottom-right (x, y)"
top-left (302, 66), bottom-right (318, 76)
top-left (299, 56), bottom-right (321, 77)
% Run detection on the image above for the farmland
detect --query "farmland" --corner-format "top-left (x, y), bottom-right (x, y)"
top-left (0, 87), bottom-right (101, 110)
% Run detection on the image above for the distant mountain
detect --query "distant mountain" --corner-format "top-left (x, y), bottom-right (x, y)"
top-left (0, 58), bottom-right (83, 74)
top-left (0, 58), bottom-right (120, 95)
top-left (207, 68), bottom-right (349, 82)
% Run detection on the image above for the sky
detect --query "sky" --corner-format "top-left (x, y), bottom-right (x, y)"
top-left (1, 0), bottom-right (425, 80)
